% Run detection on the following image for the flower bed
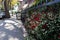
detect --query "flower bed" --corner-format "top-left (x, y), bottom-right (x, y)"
top-left (24, 3), bottom-right (60, 40)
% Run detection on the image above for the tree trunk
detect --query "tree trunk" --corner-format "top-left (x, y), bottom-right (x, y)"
top-left (4, 0), bottom-right (10, 18)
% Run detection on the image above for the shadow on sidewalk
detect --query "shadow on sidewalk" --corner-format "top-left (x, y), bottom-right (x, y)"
top-left (0, 19), bottom-right (26, 40)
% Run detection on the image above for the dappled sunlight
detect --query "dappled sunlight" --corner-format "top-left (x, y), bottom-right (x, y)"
top-left (15, 23), bottom-right (23, 28)
top-left (0, 31), bottom-right (6, 38)
top-left (4, 23), bottom-right (15, 31)
top-left (22, 26), bottom-right (27, 37)
top-left (23, 4), bottom-right (28, 9)
top-left (0, 0), bottom-right (28, 39)
top-left (0, 18), bottom-right (26, 40)
top-left (23, 32), bottom-right (27, 37)
top-left (0, 23), bottom-right (4, 26)
top-left (8, 36), bottom-right (19, 40)
top-left (4, 19), bottom-right (23, 28)
top-left (4, 20), bottom-right (16, 24)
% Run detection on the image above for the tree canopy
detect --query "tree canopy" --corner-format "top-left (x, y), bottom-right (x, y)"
top-left (11, 0), bottom-right (18, 6)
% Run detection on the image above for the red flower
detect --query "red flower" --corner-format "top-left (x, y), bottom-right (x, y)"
top-left (31, 26), bottom-right (36, 29)
top-left (58, 35), bottom-right (60, 38)
top-left (37, 14), bottom-right (41, 17)
top-left (34, 17), bottom-right (40, 21)
top-left (42, 23), bottom-right (47, 29)
top-left (31, 23), bottom-right (37, 29)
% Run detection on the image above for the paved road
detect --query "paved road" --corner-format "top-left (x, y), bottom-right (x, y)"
top-left (0, 18), bottom-right (27, 40)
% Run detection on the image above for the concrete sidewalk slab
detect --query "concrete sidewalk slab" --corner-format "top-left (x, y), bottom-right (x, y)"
top-left (0, 18), bottom-right (27, 40)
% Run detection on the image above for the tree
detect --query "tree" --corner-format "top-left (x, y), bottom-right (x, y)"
top-left (11, 0), bottom-right (18, 6)
top-left (3, 0), bottom-right (18, 18)
top-left (0, 0), bottom-right (2, 2)
top-left (4, 0), bottom-right (10, 18)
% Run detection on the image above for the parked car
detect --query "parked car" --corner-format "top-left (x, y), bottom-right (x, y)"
top-left (0, 11), bottom-right (5, 19)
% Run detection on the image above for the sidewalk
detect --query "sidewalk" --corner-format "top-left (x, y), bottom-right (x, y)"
top-left (0, 16), bottom-right (27, 40)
